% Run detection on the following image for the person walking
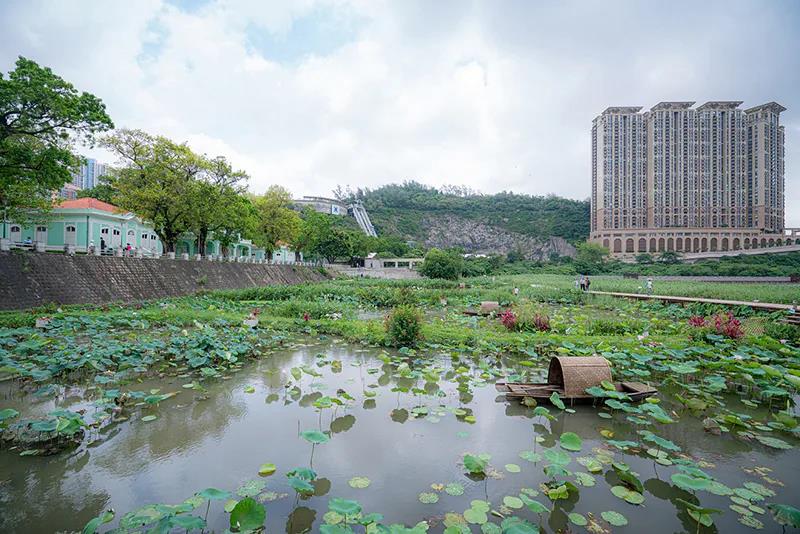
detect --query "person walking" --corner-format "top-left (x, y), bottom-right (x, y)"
top-left (646, 277), bottom-right (653, 295)
top-left (575, 276), bottom-right (581, 290)
top-left (579, 275), bottom-right (586, 292)
top-left (584, 276), bottom-right (591, 292)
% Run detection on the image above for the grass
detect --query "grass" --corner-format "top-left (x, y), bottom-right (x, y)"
top-left (480, 274), bottom-right (800, 304)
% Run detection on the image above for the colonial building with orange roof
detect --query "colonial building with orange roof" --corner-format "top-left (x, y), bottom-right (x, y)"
top-left (1, 198), bottom-right (163, 255)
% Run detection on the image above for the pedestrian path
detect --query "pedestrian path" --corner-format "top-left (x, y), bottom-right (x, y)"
top-left (588, 290), bottom-right (793, 312)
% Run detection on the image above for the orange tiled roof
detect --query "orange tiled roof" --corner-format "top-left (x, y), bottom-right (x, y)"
top-left (57, 198), bottom-right (124, 213)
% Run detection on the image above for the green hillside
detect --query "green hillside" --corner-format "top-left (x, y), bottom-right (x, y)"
top-left (351, 182), bottom-right (590, 242)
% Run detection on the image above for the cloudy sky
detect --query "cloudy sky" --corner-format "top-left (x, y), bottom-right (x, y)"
top-left (2, 0), bottom-right (799, 224)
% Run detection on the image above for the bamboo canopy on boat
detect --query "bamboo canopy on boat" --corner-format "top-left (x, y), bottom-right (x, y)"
top-left (547, 356), bottom-right (612, 397)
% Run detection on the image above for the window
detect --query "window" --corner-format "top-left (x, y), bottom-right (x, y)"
top-left (10, 225), bottom-right (20, 232)
top-left (150, 234), bottom-right (157, 240)
top-left (66, 225), bottom-right (76, 232)
top-left (101, 228), bottom-right (109, 235)
top-left (112, 229), bottom-right (120, 236)
top-left (142, 232), bottom-right (148, 239)
top-left (36, 226), bottom-right (47, 232)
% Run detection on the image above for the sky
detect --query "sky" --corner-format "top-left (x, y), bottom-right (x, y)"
top-left (2, 0), bottom-right (799, 225)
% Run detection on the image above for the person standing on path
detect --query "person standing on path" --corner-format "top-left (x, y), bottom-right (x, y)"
top-left (646, 277), bottom-right (653, 295)
top-left (585, 276), bottom-right (591, 292)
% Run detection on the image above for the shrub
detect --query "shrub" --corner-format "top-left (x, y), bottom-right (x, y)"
top-left (419, 248), bottom-right (463, 280)
top-left (385, 305), bottom-right (423, 347)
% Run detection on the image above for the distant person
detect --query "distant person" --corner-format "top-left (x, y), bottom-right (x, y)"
top-left (579, 275), bottom-right (586, 291)
top-left (100, 238), bottom-right (106, 251)
top-left (575, 276), bottom-right (581, 290)
top-left (646, 277), bottom-right (654, 295)
top-left (88, 240), bottom-right (95, 254)
top-left (584, 276), bottom-right (591, 292)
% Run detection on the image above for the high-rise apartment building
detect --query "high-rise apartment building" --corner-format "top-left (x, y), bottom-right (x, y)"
top-left (590, 101), bottom-right (787, 256)
top-left (70, 158), bottom-right (109, 190)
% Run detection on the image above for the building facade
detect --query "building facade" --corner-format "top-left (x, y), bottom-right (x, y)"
top-left (1, 198), bottom-right (163, 254)
top-left (293, 196), bottom-right (347, 216)
top-left (590, 101), bottom-right (788, 256)
top-left (74, 158), bottom-right (109, 190)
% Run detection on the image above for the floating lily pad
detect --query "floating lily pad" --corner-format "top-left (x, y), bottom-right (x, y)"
top-left (505, 463), bottom-right (521, 473)
top-left (601, 510), bottom-right (628, 526)
top-left (445, 483), bottom-right (465, 496)
top-left (348, 476), bottom-right (371, 489)
top-left (503, 496), bottom-right (523, 509)
top-left (258, 463), bottom-right (276, 476)
top-left (418, 492), bottom-right (439, 504)
top-left (141, 415), bottom-right (157, 422)
top-left (568, 512), bottom-right (587, 526)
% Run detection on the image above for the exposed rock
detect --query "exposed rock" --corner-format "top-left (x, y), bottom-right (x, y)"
top-left (421, 215), bottom-right (577, 260)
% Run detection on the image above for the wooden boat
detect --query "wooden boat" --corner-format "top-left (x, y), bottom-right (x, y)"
top-left (495, 356), bottom-right (656, 403)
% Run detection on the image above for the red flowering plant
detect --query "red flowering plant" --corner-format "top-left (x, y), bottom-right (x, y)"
top-left (499, 309), bottom-right (517, 331)
top-left (713, 312), bottom-right (744, 339)
top-left (688, 315), bottom-right (707, 328)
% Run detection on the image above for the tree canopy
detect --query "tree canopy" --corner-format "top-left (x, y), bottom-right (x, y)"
top-left (251, 186), bottom-right (302, 259)
top-left (338, 181), bottom-right (590, 243)
top-left (0, 57), bottom-right (113, 222)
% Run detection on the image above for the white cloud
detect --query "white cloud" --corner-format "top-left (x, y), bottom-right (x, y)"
top-left (1, 0), bottom-right (798, 224)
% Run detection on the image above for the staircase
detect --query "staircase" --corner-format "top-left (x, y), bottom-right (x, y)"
top-left (349, 202), bottom-right (377, 237)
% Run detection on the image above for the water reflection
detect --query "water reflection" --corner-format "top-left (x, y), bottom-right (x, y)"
top-left (0, 340), bottom-right (798, 534)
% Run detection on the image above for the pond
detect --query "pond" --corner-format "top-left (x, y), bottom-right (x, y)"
top-left (1, 337), bottom-right (798, 533)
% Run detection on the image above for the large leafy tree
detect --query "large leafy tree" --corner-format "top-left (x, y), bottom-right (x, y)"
top-left (0, 57), bottom-right (113, 223)
top-left (103, 129), bottom-right (202, 252)
top-left (251, 185), bottom-right (302, 259)
top-left (212, 194), bottom-right (258, 257)
top-left (186, 156), bottom-right (249, 255)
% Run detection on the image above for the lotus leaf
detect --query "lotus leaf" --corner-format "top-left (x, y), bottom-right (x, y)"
top-left (568, 512), bottom-right (587, 526)
top-left (559, 432), bottom-right (582, 451)
top-left (329, 498), bottom-right (362, 517)
top-left (300, 430), bottom-right (330, 444)
top-left (230, 497), bottom-right (265, 531)
top-left (418, 492), bottom-right (438, 504)
top-left (600, 510), bottom-right (628, 526)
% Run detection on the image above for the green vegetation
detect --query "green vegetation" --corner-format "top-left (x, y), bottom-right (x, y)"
top-left (1, 268), bottom-right (799, 533)
top-left (341, 181), bottom-right (590, 242)
top-left (384, 305), bottom-right (423, 347)
top-left (0, 56), bottom-right (113, 223)
top-left (418, 248), bottom-right (464, 280)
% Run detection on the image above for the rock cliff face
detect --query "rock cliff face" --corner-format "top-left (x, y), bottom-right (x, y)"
top-left (421, 215), bottom-right (577, 260)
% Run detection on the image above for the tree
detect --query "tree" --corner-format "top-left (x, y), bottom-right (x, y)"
top-left (573, 242), bottom-right (609, 274)
top-left (251, 185), bottom-right (302, 259)
top-left (77, 175), bottom-right (118, 204)
top-left (0, 57), bottom-right (113, 224)
top-left (419, 248), bottom-right (463, 280)
top-left (103, 129), bottom-right (202, 252)
top-left (635, 252), bottom-right (653, 264)
top-left (186, 155), bottom-right (249, 255)
top-left (658, 251), bottom-right (682, 264)
top-left (212, 194), bottom-right (258, 257)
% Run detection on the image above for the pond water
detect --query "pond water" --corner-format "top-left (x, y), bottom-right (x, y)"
top-left (1, 339), bottom-right (798, 533)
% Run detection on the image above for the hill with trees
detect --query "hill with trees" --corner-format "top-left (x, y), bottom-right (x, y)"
top-left (336, 182), bottom-right (589, 259)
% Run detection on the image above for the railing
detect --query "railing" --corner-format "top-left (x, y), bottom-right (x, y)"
top-left (0, 240), bottom-right (323, 268)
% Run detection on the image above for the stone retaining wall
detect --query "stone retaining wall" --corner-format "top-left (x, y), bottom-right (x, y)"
top-left (0, 252), bottom-right (328, 310)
